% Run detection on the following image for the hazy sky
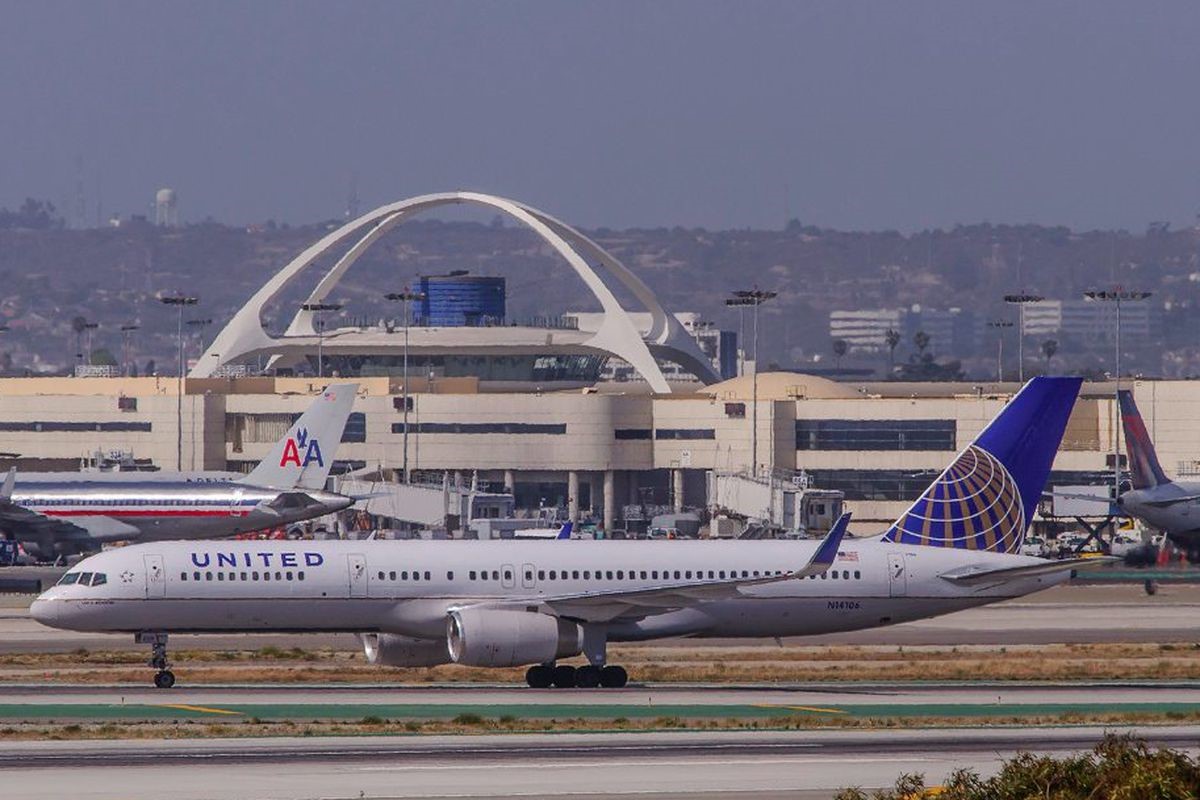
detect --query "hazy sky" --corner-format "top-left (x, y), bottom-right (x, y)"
top-left (3, 1), bottom-right (1199, 231)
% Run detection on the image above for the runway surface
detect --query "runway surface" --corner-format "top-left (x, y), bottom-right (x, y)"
top-left (2, 583), bottom-right (1198, 653)
top-left (2, 681), bottom-right (1200, 723)
top-left (1, 727), bottom-right (1196, 799)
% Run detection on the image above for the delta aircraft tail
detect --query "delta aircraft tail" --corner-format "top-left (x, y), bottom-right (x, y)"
top-left (1118, 390), bottom-right (1169, 490)
top-left (880, 376), bottom-right (1082, 554)
top-left (242, 383), bottom-right (358, 490)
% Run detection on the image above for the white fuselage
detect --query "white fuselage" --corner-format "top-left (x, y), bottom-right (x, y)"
top-left (32, 538), bottom-right (1068, 643)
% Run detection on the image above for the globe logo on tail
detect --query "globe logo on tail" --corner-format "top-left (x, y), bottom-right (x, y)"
top-left (884, 445), bottom-right (1025, 554)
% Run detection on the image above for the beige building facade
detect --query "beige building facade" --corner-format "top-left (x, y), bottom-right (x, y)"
top-left (0, 374), bottom-right (1170, 532)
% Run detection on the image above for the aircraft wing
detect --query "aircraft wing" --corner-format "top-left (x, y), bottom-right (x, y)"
top-left (0, 501), bottom-right (135, 555)
top-left (939, 556), bottom-right (1118, 587)
top-left (457, 513), bottom-right (849, 624)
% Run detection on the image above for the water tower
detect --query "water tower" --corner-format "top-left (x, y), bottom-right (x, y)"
top-left (155, 188), bottom-right (178, 227)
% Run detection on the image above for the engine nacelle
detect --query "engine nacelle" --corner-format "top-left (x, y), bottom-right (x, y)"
top-left (359, 633), bottom-right (451, 667)
top-left (447, 608), bottom-right (581, 667)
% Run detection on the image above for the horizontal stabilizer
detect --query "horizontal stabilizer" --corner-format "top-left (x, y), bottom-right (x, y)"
top-left (940, 556), bottom-right (1117, 586)
top-left (1142, 494), bottom-right (1200, 508)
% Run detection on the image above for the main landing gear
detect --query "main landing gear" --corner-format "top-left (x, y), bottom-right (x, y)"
top-left (524, 623), bottom-right (626, 688)
top-left (136, 632), bottom-right (175, 689)
top-left (524, 663), bottom-right (628, 689)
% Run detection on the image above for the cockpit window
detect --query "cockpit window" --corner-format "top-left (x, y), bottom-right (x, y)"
top-left (78, 572), bottom-right (94, 586)
top-left (56, 572), bottom-right (80, 586)
top-left (91, 573), bottom-right (107, 586)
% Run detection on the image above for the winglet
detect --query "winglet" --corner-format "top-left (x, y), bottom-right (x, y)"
top-left (556, 522), bottom-right (573, 540)
top-left (795, 512), bottom-right (850, 578)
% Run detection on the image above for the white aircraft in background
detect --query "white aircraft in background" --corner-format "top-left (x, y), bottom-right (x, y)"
top-left (32, 377), bottom-right (1096, 690)
top-left (1, 384), bottom-right (359, 560)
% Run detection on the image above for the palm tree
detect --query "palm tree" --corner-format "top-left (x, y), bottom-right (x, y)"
top-left (832, 338), bottom-right (848, 370)
top-left (913, 330), bottom-right (931, 358)
top-left (884, 328), bottom-right (901, 374)
top-left (71, 315), bottom-right (88, 366)
top-left (1042, 339), bottom-right (1058, 372)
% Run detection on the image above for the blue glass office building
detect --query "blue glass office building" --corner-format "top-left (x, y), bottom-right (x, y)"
top-left (418, 273), bottom-right (506, 326)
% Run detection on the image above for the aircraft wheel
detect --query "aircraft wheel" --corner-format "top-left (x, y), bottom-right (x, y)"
top-left (154, 670), bottom-right (176, 689)
top-left (575, 665), bottom-right (602, 688)
top-left (525, 665), bottom-right (553, 689)
top-left (551, 665), bottom-right (578, 688)
top-left (599, 665), bottom-right (628, 688)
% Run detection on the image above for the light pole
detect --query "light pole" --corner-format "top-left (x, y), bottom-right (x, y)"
top-left (1003, 293), bottom-right (1043, 383)
top-left (159, 294), bottom-right (198, 470)
top-left (301, 302), bottom-right (343, 378)
top-left (727, 289), bottom-right (776, 477)
top-left (986, 320), bottom-right (1013, 382)
top-left (385, 289), bottom-right (425, 482)
top-left (120, 324), bottom-right (139, 377)
top-left (1084, 288), bottom-right (1152, 502)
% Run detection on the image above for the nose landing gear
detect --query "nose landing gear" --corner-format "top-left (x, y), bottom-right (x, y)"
top-left (136, 632), bottom-right (175, 689)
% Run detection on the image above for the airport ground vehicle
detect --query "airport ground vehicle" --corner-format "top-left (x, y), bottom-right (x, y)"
top-left (32, 378), bottom-right (1101, 690)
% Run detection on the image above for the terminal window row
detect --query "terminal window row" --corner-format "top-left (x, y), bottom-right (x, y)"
top-left (654, 429), bottom-right (716, 440)
top-left (0, 421), bottom-right (152, 433)
top-left (181, 570), bottom-right (304, 582)
top-left (390, 422), bottom-right (567, 435)
top-left (796, 419), bottom-right (956, 451)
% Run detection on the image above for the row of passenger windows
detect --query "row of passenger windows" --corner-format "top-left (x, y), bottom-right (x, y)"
top-left (180, 571), bottom-right (305, 582)
top-left (366, 568), bottom-right (865, 583)
top-left (377, 570), bottom-right (433, 581)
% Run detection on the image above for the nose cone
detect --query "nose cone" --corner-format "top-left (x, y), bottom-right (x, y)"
top-left (29, 597), bottom-right (59, 627)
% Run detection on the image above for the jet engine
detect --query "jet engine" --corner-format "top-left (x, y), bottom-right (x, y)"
top-left (446, 608), bottom-right (581, 667)
top-left (359, 633), bottom-right (451, 667)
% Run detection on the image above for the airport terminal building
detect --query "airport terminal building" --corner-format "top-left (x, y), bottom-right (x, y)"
top-left (0, 193), bottom-right (1182, 533)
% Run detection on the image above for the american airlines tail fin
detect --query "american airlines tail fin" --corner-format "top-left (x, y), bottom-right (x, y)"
top-left (1118, 390), bottom-right (1169, 490)
top-left (242, 383), bottom-right (358, 490)
top-left (880, 376), bottom-right (1081, 554)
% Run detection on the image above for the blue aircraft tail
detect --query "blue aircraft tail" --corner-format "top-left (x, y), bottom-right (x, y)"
top-left (555, 522), bottom-right (573, 540)
top-left (1118, 390), bottom-right (1169, 490)
top-left (880, 376), bottom-right (1082, 554)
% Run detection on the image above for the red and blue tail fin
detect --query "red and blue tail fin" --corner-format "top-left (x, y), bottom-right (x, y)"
top-left (1119, 390), bottom-right (1168, 490)
top-left (880, 376), bottom-right (1081, 554)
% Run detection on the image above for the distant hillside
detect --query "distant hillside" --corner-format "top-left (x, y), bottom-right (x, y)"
top-left (0, 210), bottom-right (1196, 378)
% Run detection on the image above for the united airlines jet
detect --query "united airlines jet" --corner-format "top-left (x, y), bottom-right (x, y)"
top-left (2, 384), bottom-right (358, 560)
top-left (32, 378), bottom-right (1094, 690)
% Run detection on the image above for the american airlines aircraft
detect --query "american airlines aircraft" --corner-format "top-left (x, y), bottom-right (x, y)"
top-left (3, 383), bottom-right (358, 561)
top-left (32, 377), bottom-right (1092, 690)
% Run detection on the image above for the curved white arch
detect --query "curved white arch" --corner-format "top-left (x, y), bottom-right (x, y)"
top-left (191, 191), bottom-right (719, 390)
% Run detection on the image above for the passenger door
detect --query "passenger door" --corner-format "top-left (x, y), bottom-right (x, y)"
top-left (501, 563), bottom-right (515, 589)
top-left (230, 488), bottom-right (244, 517)
top-left (521, 562), bottom-right (536, 589)
top-left (143, 554), bottom-right (166, 599)
top-left (887, 553), bottom-right (908, 598)
top-left (347, 553), bottom-right (368, 598)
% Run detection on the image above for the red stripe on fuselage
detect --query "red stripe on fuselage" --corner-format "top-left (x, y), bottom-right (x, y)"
top-left (44, 510), bottom-right (251, 518)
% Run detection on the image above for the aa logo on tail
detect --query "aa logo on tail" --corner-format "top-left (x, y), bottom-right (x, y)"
top-left (279, 427), bottom-right (324, 468)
